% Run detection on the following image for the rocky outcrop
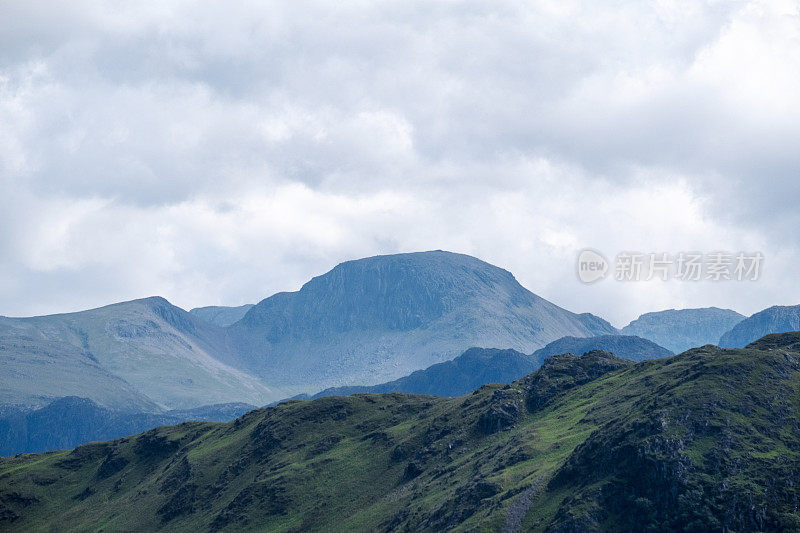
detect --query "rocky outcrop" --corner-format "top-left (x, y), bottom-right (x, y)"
top-left (523, 350), bottom-right (632, 412)
top-left (477, 389), bottom-right (522, 434)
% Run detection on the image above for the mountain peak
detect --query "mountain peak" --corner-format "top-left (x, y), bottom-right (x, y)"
top-left (522, 349), bottom-right (631, 412)
top-left (133, 295), bottom-right (171, 305)
top-left (240, 251), bottom-right (534, 335)
top-left (533, 334), bottom-right (674, 363)
top-left (100, 295), bottom-right (168, 307)
top-left (230, 251), bottom-right (615, 391)
top-left (718, 304), bottom-right (800, 348)
top-left (621, 307), bottom-right (745, 353)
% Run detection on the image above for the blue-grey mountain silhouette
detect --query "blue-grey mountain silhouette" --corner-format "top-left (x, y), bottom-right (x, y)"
top-left (310, 347), bottom-right (538, 399)
top-left (0, 397), bottom-right (254, 456)
top-left (0, 297), bottom-right (273, 409)
top-left (718, 304), bottom-right (800, 348)
top-left (307, 334), bottom-right (672, 401)
top-left (532, 334), bottom-right (674, 363)
top-left (621, 307), bottom-right (744, 353)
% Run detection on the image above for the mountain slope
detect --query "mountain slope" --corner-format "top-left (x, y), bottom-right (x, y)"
top-left (189, 305), bottom-right (254, 327)
top-left (311, 347), bottom-right (538, 398)
top-left (0, 297), bottom-right (274, 409)
top-left (228, 251), bottom-right (616, 393)
top-left (0, 333), bottom-right (158, 411)
top-left (718, 304), bottom-right (800, 348)
top-left (3, 333), bottom-right (800, 531)
top-left (620, 307), bottom-right (744, 353)
top-left (532, 334), bottom-right (674, 363)
top-left (0, 398), bottom-right (255, 456)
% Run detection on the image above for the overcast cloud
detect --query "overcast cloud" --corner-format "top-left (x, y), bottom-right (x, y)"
top-left (1, 0), bottom-right (799, 326)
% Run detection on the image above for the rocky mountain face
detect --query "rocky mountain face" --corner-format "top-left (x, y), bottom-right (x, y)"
top-left (718, 304), bottom-right (800, 348)
top-left (620, 307), bottom-right (744, 353)
top-left (227, 251), bottom-right (616, 393)
top-left (310, 347), bottom-right (539, 399)
top-left (531, 334), bottom-right (673, 363)
top-left (189, 305), bottom-right (254, 327)
top-left (0, 398), bottom-right (255, 456)
top-left (4, 332), bottom-right (800, 531)
top-left (0, 297), bottom-right (274, 410)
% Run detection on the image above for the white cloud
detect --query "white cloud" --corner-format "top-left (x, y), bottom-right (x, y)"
top-left (0, 0), bottom-right (798, 326)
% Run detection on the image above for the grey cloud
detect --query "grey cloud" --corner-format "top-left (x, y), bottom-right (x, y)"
top-left (0, 0), bottom-right (799, 323)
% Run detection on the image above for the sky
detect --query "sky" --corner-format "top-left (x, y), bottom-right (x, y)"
top-left (1, 0), bottom-right (799, 327)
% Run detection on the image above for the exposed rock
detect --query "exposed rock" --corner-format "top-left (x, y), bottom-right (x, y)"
top-left (134, 431), bottom-right (180, 460)
top-left (422, 480), bottom-right (502, 530)
top-left (403, 462), bottom-right (423, 481)
top-left (524, 350), bottom-right (632, 412)
top-left (477, 389), bottom-right (522, 434)
top-left (96, 450), bottom-right (129, 480)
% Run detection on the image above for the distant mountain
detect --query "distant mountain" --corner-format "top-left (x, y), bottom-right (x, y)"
top-left (6, 333), bottom-right (800, 531)
top-left (718, 304), bottom-right (800, 348)
top-left (189, 304), bottom-right (254, 327)
top-left (228, 251), bottom-right (616, 393)
top-left (310, 336), bottom-right (670, 400)
top-left (532, 334), bottom-right (674, 362)
top-left (0, 251), bottom-right (617, 411)
top-left (311, 347), bottom-right (538, 398)
top-left (0, 397), bottom-right (255, 456)
top-left (621, 307), bottom-right (744, 353)
top-left (0, 297), bottom-right (274, 409)
top-left (0, 334), bottom-right (158, 412)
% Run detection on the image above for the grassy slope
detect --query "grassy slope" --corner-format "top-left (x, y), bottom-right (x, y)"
top-left (2, 334), bottom-right (800, 531)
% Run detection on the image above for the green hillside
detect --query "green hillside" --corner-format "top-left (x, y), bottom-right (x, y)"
top-left (3, 333), bottom-right (800, 532)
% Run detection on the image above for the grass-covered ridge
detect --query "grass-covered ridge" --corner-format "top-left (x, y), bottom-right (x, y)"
top-left (3, 333), bottom-right (800, 531)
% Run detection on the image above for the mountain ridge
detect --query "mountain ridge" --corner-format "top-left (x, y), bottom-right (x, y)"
top-left (1, 251), bottom-right (618, 410)
top-left (0, 296), bottom-right (274, 409)
top-left (718, 304), bottom-right (800, 348)
top-left (532, 333), bottom-right (674, 362)
top-left (306, 334), bottom-right (674, 401)
top-left (310, 347), bottom-right (538, 399)
top-left (3, 332), bottom-right (800, 531)
top-left (620, 306), bottom-right (744, 353)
